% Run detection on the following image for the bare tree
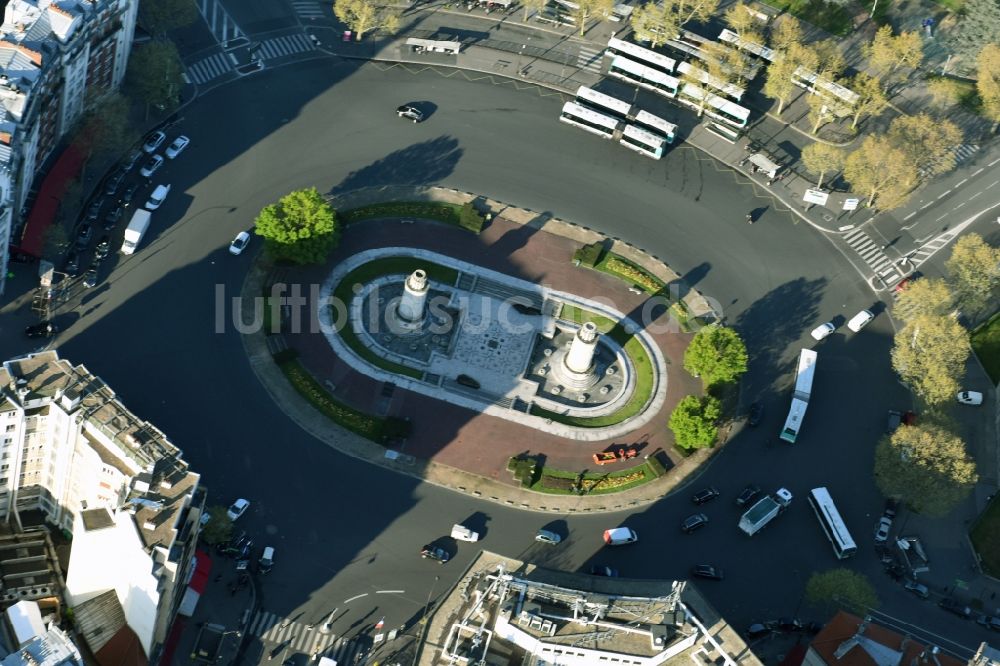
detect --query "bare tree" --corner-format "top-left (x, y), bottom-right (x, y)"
top-left (801, 143), bottom-right (845, 188)
top-left (333, 0), bottom-right (400, 40)
top-left (521, 0), bottom-right (547, 22)
top-left (843, 136), bottom-right (917, 208)
top-left (630, 3), bottom-right (678, 48)
top-left (863, 25), bottom-right (923, 83)
top-left (850, 72), bottom-right (889, 129)
top-left (569, 0), bottom-right (614, 36)
top-left (887, 113), bottom-right (963, 187)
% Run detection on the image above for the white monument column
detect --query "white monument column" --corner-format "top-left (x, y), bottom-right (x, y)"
top-left (565, 322), bottom-right (599, 374)
top-left (397, 269), bottom-right (429, 323)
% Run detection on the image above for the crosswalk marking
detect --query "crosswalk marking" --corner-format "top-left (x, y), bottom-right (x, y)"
top-left (843, 228), bottom-right (904, 286)
top-left (186, 52), bottom-right (234, 84)
top-left (258, 33), bottom-right (315, 61)
top-left (248, 611), bottom-right (370, 660)
top-left (197, 0), bottom-right (244, 44)
top-left (577, 45), bottom-right (603, 73)
top-left (291, 0), bottom-right (325, 19)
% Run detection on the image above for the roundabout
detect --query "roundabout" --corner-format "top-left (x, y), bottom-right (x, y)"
top-left (49, 56), bottom-right (983, 661)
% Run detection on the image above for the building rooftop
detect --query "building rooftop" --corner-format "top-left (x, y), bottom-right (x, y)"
top-left (419, 552), bottom-right (760, 666)
top-left (0, 623), bottom-right (82, 666)
top-left (808, 612), bottom-right (966, 666)
top-left (0, 530), bottom-right (65, 605)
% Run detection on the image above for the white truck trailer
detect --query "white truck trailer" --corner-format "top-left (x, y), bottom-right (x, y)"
top-left (738, 488), bottom-right (793, 536)
top-left (121, 209), bottom-right (151, 255)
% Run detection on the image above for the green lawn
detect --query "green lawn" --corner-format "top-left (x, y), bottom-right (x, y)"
top-left (530, 304), bottom-right (655, 427)
top-left (331, 257), bottom-right (460, 380)
top-left (760, 0), bottom-right (852, 35)
top-left (972, 312), bottom-right (1000, 384)
top-left (971, 496), bottom-right (1000, 576)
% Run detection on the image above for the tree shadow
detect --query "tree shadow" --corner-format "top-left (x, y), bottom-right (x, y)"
top-left (328, 136), bottom-right (463, 196)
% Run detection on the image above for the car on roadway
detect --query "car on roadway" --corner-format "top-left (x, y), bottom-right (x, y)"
top-left (82, 264), bottom-right (99, 288)
top-left (691, 564), bottom-right (724, 580)
top-left (736, 484), bottom-right (760, 507)
top-left (63, 251), bottom-right (80, 277)
top-left (589, 564), bottom-right (619, 577)
top-left (24, 321), bottom-right (58, 338)
top-left (95, 235), bottom-right (111, 260)
top-left (535, 529), bottom-right (561, 545)
top-left (810, 322), bottom-right (835, 341)
top-left (75, 223), bottom-right (93, 249)
top-left (123, 149), bottom-right (143, 171)
top-left (956, 390), bottom-right (983, 406)
top-left (229, 231), bottom-right (251, 255)
top-left (105, 168), bottom-right (125, 195)
top-left (145, 184), bottom-right (171, 210)
top-left (396, 104), bottom-right (424, 122)
top-left (746, 623), bottom-right (772, 640)
top-left (691, 487), bottom-right (720, 505)
top-left (603, 527), bottom-right (638, 545)
top-left (938, 598), bottom-right (971, 619)
top-left (747, 401), bottom-right (763, 427)
top-left (140, 154), bottom-right (164, 178)
top-left (227, 498), bottom-right (250, 521)
top-left (681, 513), bottom-right (708, 533)
top-left (143, 130), bottom-right (166, 153)
top-left (119, 183), bottom-right (138, 207)
top-left (104, 206), bottom-right (123, 230)
top-left (259, 546), bottom-right (275, 574)
top-left (884, 498), bottom-right (899, 518)
top-left (847, 309), bottom-right (875, 332)
top-left (904, 581), bottom-right (929, 599)
top-left (886, 410), bottom-right (902, 434)
top-left (894, 271), bottom-right (923, 293)
top-left (977, 615), bottom-right (1000, 631)
top-left (420, 544), bottom-right (450, 563)
top-left (165, 135), bottom-right (190, 159)
top-left (874, 516), bottom-right (892, 543)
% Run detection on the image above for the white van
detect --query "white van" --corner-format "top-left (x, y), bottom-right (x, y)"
top-left (847, 309), bottom-right (875, 332)
top-left (259, 546), bottom-right (274, 573)
top-left (603, 527), bottom-right (638, 545)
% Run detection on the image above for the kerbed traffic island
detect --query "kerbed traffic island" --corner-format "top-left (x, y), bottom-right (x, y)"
top-left (250, 194), bottom-right (711, 502)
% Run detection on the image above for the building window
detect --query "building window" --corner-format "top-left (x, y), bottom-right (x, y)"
top-left (5, 425), bottom-right (14, 432)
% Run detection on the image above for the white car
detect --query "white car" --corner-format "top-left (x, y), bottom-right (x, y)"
top-left (956, 390), bottom-right (983, 406)
top-left (165, 135), bottom-right (190, 159)
top-left (143, 130), bottom-right (166, 153)
top-left (229, 231), bottom-right (251, 255)
top-left (810, 322), bottom-right (835, 341)
top-left (874, 516), bottom-right (892, 543)
top-left (140, 154), bottom-right (163, 178)
top-left (226, 498), bottom-right (250, 520)
top-left (145, 184), bottom-right (171, 210)
top-left (847, 309), bottom-right (875, 332)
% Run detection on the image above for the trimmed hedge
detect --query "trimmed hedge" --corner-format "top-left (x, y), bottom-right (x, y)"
top-left (277, 358), bottom-right (410, 442)
top-left (573, 242), bottom-right (604, 267)
top-left (645, 453), bottom-right (667, 477)
top-left (339, 201), bottom-right (485, 234)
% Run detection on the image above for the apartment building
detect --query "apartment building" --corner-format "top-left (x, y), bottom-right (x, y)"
top-left (0, 0), bottom-right (139, 295)
top-left (0, 351), bottom-right (206, 663)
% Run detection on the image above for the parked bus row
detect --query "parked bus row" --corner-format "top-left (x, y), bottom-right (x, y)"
top-left (604, 37), bottom-right (751, 129)
top-left (559, 86), bottom-right (677, 159)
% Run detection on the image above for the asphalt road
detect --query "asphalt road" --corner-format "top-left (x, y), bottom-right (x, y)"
top-left (49, 58), bottom-right (994, 657)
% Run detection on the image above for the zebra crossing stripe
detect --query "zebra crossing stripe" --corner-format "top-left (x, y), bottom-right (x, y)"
top-left (578, 46), bottom-right (603, 72)
top-left (187, 53), bottom-right (233, 84)
top-left (292, 0), bottom-right (324, 17)
top-left (259, 34), bottom-right (314, 61)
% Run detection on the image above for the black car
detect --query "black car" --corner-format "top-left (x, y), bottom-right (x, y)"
top-left (104, 206), bottom-right (123, 230)
top-left (691, 564), bottom-right (724, 580)
top-left (421, 544), bottom-right (450, 563)
top-left (884, 498), bottom-right (899, 518)
top-left (778, 618), bottom-right (805, 632)
top-left (938, 598), bottom-right (971, 619)
top-left (691, 486), bottom-right (720, 505)
top-left (82, 264), bottom-right (99, 288)
top-left (886, 410), bottom-right (902, 434)
top-left (95, 235), bottom-right (111, 260)
top-left (736, 484), bottom-right (761, 507)
top-left (681, 513), bottom-right (708, 533)
top-left (24, 321), bottom-right (58, 338)
top-left (105, 168), bottom-right (126, 195)
top-left (119, 183), bottom-right (137, 207)
top-left (75, 223), bottom-right (93, 249)
top-left (746, 623), bottom-right (772, 640)
top-left (977, 615), bottom-right (1000, 631)
top-left (747, 401), bottom-right (763, 427)
top-left (63, 251), bottom-right (80, 277)
top-left (589, 564), bottom-right (619, 577)
top-left (85, 200), bottom-right (102, 222)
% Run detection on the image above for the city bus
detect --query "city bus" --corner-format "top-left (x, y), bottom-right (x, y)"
top-left (676, 60), bottom-right (745, 102)
top-left (619, 124), bottom-right (666, 159)
top-left (632, 109), bottom-right (676, 144)
top-left (779, 348), bottom-right (817, 443)
top-left (575, 86), bottom-right (634, 121)
top-left (677, 83), bottom-right (749, 129)
top-left (605, 37), bottom-right (677, 76)
top-left (791, 66), bottom-right (859, 116)
top-left (718, 28), bottom-right (775, 62)
top-left (559, 101), bottom-right (621, 138)
top-left (607, 56), bottom-right (680, 99)
top-left (808, 487), bottom-right (858, 559)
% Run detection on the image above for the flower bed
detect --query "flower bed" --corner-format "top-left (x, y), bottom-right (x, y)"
top-left (601, 255), bottom-right (664, 293)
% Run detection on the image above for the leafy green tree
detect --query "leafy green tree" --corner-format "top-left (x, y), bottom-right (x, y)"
top-left (807, 91), bottom-right (840, 135)
top-left (73, 92), bottom-right (136, 180)
top-left (125, 40), bottom-right (184, 114)
top-left (139, 0), bottom-right (198, 36)
top-left (801, 143), bottom-right (845, 189)
top-left (668, 395), bottom-right (721, 449)
top-left (199, 506), bottom-right (234, 545)
top-left (945, 233), bottom-right (1000, 318)
top-left (568, 0), bottom-right (614, 37)
top-left (925, 78), bottom-right (966, 111)
top-left (763, 56), bottom-right (799, 114)
top-left (334, 0), bottom-right (400, 40)
top-left (874, 421), bottom-right (978, 516)
top-left (843, 136), bottom-right (917, 208)
top-left (769, 16), bottom-right (804, 54)
top-left (891, 313), bottom-right (969, 405)
top-left (805, 569), bottom-right (879, 615)
top-left (977, 43), bottom-right (1000, 127)
top-left (862, 26), bottom-right (923, 84)
top-left (849, 73), bottom-right (889, 130)
top-left (683, 325), bottom-right (748, 387)
top-left (254, 188), bottom-right (340, 264)
top-left (894, 277), bottom-right (954, 323)
top-left (887, 114), bottom-right (963, 188)
top-left (631, 2), bottom-right (678, 48)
